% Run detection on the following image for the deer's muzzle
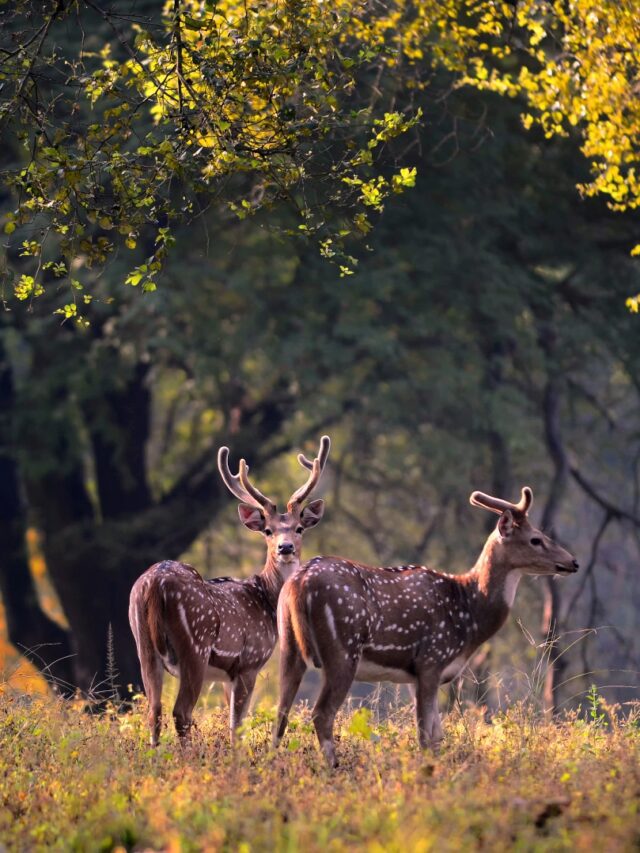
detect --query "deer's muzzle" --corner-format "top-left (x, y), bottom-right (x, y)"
top-left (555, 559), bottom-right (579, 574)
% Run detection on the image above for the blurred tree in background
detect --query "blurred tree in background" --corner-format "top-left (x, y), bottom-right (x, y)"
top-left (1, 1), bottom-right (639, 709)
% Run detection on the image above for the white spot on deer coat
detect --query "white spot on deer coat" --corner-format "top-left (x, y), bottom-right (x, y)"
top-left (178, 603), bottom-right (193, 642)
top-left (324, 604), bottom-right (338, 639)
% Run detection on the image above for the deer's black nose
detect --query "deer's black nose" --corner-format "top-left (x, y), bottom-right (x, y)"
top-left (573, 559), bottom-right (579, 569)
top-left (278, 543), bottom-right (294, 555)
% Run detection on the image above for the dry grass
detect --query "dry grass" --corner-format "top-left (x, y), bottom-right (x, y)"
top-left (0, 685), bottom-right (639, 852)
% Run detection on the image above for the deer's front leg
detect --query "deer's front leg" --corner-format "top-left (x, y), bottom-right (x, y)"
top-left (229, 670), bottom-right (258, 743)
top-left (273, 631), bottom-right (307, 748)
top-left (415, 671), bottom-right (442, 751)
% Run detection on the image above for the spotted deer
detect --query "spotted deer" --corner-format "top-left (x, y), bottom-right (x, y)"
top-left (274, 486), bottom-right (578, 766)
top-left (129, 436), bottom-right (330, 746)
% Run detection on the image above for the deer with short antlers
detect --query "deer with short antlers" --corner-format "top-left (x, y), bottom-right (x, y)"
top-left (274, 485), bottom-right (578, 767)
top-left (129, 436), bottom-right (330, 746)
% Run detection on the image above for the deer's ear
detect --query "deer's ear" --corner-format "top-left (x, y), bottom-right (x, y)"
top-left (497, 509), bottom-right (515, 539)
top-left (300, 499), bottom-right (325, 530)
top-left (238, 504), bottom-right (266, 532)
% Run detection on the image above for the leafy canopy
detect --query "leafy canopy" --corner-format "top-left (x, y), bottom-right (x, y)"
top-left (435, 1), bottom-right (640, 308)
top-left (0, 0), bottom-right (427, 318)
top-left (2, 0), bottom-right (640, 318)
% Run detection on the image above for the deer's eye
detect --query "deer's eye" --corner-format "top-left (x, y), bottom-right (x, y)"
top-left (264, 528), bottom-right (273, 536)
top-left (530, 537), bottom-right (542, 546)
top-left (296, 526), bottom-right (304, 534)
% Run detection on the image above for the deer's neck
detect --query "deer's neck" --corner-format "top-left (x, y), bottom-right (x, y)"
top-left (258, 555), bottom-right (299, 612)
top-left (462, 536), bottom-right (522, 645)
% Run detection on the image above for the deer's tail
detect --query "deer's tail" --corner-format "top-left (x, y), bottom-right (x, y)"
top-left (282, 579), bottom-right (316, 665)
top-left (143, 580), bottom-right (167, 657)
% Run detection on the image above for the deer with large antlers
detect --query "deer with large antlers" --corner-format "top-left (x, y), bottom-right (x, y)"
top-left (273, 486), bottom-right (578, 766)
top-left (129, 436), bottom-right (330, 746)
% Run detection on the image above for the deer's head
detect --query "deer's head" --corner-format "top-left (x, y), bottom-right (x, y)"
top-left (218, 436), bottom-right (330, 576)
top-left (470, 487), bottom-right (579, 576)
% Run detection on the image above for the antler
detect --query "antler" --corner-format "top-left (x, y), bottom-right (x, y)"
top-left (297, 434), bottom-right (331, 473)
top-left (217, 447), bottom-right (276, 513)
top-left (287, 435), bottom-right (331, 511)
top-left (238, 458), bottom-right (276, 513)
top-left (469, 486), bottom-right (533, 516)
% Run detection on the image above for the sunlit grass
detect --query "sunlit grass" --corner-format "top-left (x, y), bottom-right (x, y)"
top-left (1, 685), bottom-right (638, 852)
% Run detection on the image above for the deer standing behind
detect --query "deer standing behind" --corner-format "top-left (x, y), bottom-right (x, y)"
top-left (129, 436), bottom-right (330, 746)
top-left (274, 486), bottom-right (578, 767)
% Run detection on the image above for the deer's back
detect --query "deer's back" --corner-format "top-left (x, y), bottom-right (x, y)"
top-left (289, 556), bottom-right (481, 680)
top-left (131, 561), bottom-right (278, 677)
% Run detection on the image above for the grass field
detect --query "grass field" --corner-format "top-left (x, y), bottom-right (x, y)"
top-left (1, 684), bottom-right (639, 853)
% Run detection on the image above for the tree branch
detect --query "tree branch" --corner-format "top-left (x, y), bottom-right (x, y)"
top-left (570, 467), bottom-right (640, 526)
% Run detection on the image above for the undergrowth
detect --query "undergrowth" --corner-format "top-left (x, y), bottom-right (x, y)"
top-left (0, 689), bottom-right (638, 852)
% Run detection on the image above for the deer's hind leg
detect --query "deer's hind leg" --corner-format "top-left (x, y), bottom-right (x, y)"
top-left (142, 653), bottom-right (164, 747)
top-left (173, 657), bottom-right (206, 741)
top-left (132, 613), bottom-right (165, 747)
top-left (311, 641), bottom-right (358, 769)
top-left (229, 669), bottom-right (258, 743)
top-left (415, 670), bottom-right (442, 751)
top-left (273, 624), bottom-right (308, 748)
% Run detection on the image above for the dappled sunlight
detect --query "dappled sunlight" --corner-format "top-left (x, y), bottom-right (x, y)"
top-left (0, 603), bottom-right (49, 697)
top-left (25, 529), bottom-right (67, 629)
top-left (0, 529), bottom-right (67, 697)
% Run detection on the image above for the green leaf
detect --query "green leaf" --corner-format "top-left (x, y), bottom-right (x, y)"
top-left (348, 708), bottom-right (374, 740)
top-left (183, 16), bottom-right (203, 30)
top-left (54, 303), bottom-right (78, 320)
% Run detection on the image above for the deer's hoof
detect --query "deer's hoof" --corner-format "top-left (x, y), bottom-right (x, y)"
top-left (419, 738), bottom-right (442, 756)
top-left (320, 740), bottom-right (338, 769)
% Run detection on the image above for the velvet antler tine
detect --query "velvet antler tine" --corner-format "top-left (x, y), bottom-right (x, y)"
top-left (287, 436), bottom-right (330, 510)
top-left (218, 446), bottom-right (254, 504)
top-left (469, 491), bottom-right (512, 514)
top-left (298, 435), bottom-right (331, 471)
top-left (238, 458), bottom-right (276, 512)
top-left (470, 486), bottom-right (534, 516)
top-left (518, 486), bottom-right (533, 514)
top-left (218, 446), bottom-right (274, 511)
top-left (297, 453), bottom-right (311, 470)
top-left (287, 458), bottom-right (321, 510)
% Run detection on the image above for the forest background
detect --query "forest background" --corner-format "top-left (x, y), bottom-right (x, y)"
top-left (1, 0), bottom-right (639, 721)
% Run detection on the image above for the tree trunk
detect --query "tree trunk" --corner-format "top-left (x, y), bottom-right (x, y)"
top-left (0, 336), bottom-right (74, 692)
top-left (20, 357), bottom-right (293, 694)
top-left (538, 348), bottom-right (570, 713)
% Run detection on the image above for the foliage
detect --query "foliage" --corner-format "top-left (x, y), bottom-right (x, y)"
top-left (4, 1), bottom-right (640, 317)
top-left (448, 2), bottom-right (640, 213)
top-left (585, 683), bottom-right (608, 730)
top-left (0, 0), bottom-right (430, 316)
top-left (0, 689), bottom-right (638, 851)
top-left (433, 1), bottom-right (640, 307)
